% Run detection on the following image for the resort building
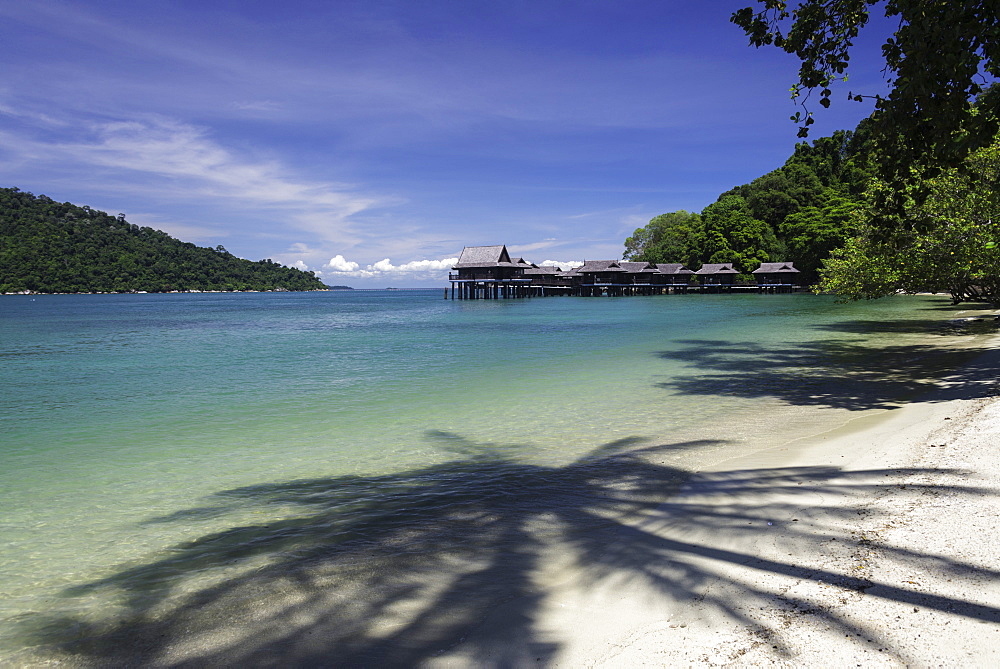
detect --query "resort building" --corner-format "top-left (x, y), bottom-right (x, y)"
top-left (656, 263), bottom-right (696, 289)
top-left (694, 263), bottom-right (739, 290)
top-left (449, 245), bottom-right (530, 299)
top-left (523, 265), bottom-right (576, 295)
top-left (753, 262), bottom-right (801, 290)
top-left (449, 245), bottom-right (801, 299)
top-left (577, 260), bottom-right (628, 296)
top-left (620, 261), bottom-right (662, 290)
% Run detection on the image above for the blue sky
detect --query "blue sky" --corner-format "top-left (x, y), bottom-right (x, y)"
top-left (1, 0), bottom-right (891, 286)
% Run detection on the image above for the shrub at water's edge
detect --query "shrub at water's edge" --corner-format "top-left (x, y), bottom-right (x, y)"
top-left (818, 140), bottom-right (1000, 306)
top-left (0, 188), bottom-right (327, 294)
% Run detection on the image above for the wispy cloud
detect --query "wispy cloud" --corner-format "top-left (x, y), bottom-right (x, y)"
top-left (117, 212), bottom-right (228, 244)
top-left (66, 117), bottom-right (378, 213)
top-left (231, 100), bottom-right (284, 113)
top-left (508, 239), bottom-right (562, 254)
top-left (1, 111), bottom-right (389, 248)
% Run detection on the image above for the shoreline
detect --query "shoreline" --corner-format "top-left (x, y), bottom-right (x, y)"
top-left (530, 339), bottom-right (1000, 667)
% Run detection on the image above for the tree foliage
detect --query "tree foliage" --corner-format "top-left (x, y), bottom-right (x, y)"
top-left (623, 210), bottom-right (703, 267)
top-left (818, 139), bottom-right (1000, 305)
top-left (780, 192), bottom-right (857, 281)
top-left (732, 0), bottom-right (1000, 228)
top-left (0, 188), bottom-right (327, 294)
top-left (624, 128), bottom-right (872, 281)
top-left (700, 195), bottom-right (784, 273)
top-left (732, 1), bottom-right (999, 164)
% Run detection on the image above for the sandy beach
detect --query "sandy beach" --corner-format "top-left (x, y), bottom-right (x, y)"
top-left (522, 338), bottom-right (1000, 667)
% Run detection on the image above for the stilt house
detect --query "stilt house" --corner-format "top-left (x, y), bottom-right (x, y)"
top-left (523, 265), bottom-right (576, 294)
top-left (695, 263), bottom-right (739, 286)
top-left (447, 243), bottom-right (805, 298)
top-left (620, 261), bottom-right (660, 286)
top-left (577, 260), bottom-right (629, 296)
top-left (655, 263), bottom-right (695, 287)
top-left (449, 245), bottom-right (530, 299)
top-left (752, 262), bottom-right (801, 286)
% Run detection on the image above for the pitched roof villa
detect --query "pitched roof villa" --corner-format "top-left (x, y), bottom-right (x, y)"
top-left (656, 264), bottom-right (697, 286)
top-left (694, 263), bottom-right (739, 285)
top-left (448, 245), bottom-right (801, 299)
top-left (453, 245), bottom-right (516, 268)
top-left (753, 262), bottom-right (801, 285)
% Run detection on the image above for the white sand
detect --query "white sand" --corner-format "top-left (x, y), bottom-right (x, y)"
top-left (525, 345), bottom-right (1000, 667)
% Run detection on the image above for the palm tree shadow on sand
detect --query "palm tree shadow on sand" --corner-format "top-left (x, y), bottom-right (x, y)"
top-left (18, 430), bottom-right (1000, 667)
top-left (654, 335), bottom-right (999, 411)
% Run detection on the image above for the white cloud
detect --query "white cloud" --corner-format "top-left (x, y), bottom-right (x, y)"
top-left (365, 257), bottom-right (458, 272)
top-left (326, 254), bottom-right (361, 272)
top-left (288, 242), bottom-right (318, 254)
top-left (317, 255), bottom-right (459, 278)
top-left (540, 259), bottom-right (583, 269)
top-left (397, 258), bottom-right (458, 271)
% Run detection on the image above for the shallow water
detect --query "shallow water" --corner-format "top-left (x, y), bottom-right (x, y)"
top-left (0, 290), bottom-right (993, 664)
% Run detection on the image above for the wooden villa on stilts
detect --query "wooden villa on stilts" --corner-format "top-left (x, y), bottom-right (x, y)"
top-left (752, 262), bottom-right (801, 292)
top-left (523, 265), bottom-right (577, 296)
top-left (694, 263), bottom-right (739, 292)
top-left (448, 245), bottom-right (802, 299)
top-left (577, 260), bottom-right (629, 296)
top-left (449, 245), bottom-right (531, 299)
top-left (655, 263), bottom-right (695, 293)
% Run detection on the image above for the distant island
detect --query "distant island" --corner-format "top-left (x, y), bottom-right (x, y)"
top-left (0, 188), bottom-right (327, 294)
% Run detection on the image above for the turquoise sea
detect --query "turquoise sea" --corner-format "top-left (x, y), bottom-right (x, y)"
top-left (0, 290), bottom-right (994, 665)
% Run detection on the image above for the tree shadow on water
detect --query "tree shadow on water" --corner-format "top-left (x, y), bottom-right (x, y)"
top-left (656, 338), bottom-right (999, 410)
top-left (18, 433), bottom-right (1000, 667)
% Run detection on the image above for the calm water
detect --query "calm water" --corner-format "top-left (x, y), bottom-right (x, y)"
top-left (0, 290), bottom-right (990, 664)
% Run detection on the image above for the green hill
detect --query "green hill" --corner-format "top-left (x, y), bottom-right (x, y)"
top-left (624, 125), bottom-right (874, 284)
top-left (0, 188), bottom-right (327, 294)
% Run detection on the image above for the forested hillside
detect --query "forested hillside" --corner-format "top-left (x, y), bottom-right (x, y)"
top-left (626, 113), bottom-right (998, 305)
top-left (624, 126), bottom-right (873, 283)
top-left (0, 188), bottom-right (327, 294)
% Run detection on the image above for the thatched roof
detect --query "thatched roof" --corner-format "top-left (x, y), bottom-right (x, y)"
top-left (619, 261), bottom-right (658, 273)
top-left (577, 260), bottom-right (626, 273)
top-left (453, 245), bottom-right (517, 268)
top-left (524, 266), bottom-right (562, 275)
top-left (752, 262), bottom-right (800, 274)
top-left (655, 263), bottom-right (695, 275)
top-left (695, 263), bottom-right (738, 275)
